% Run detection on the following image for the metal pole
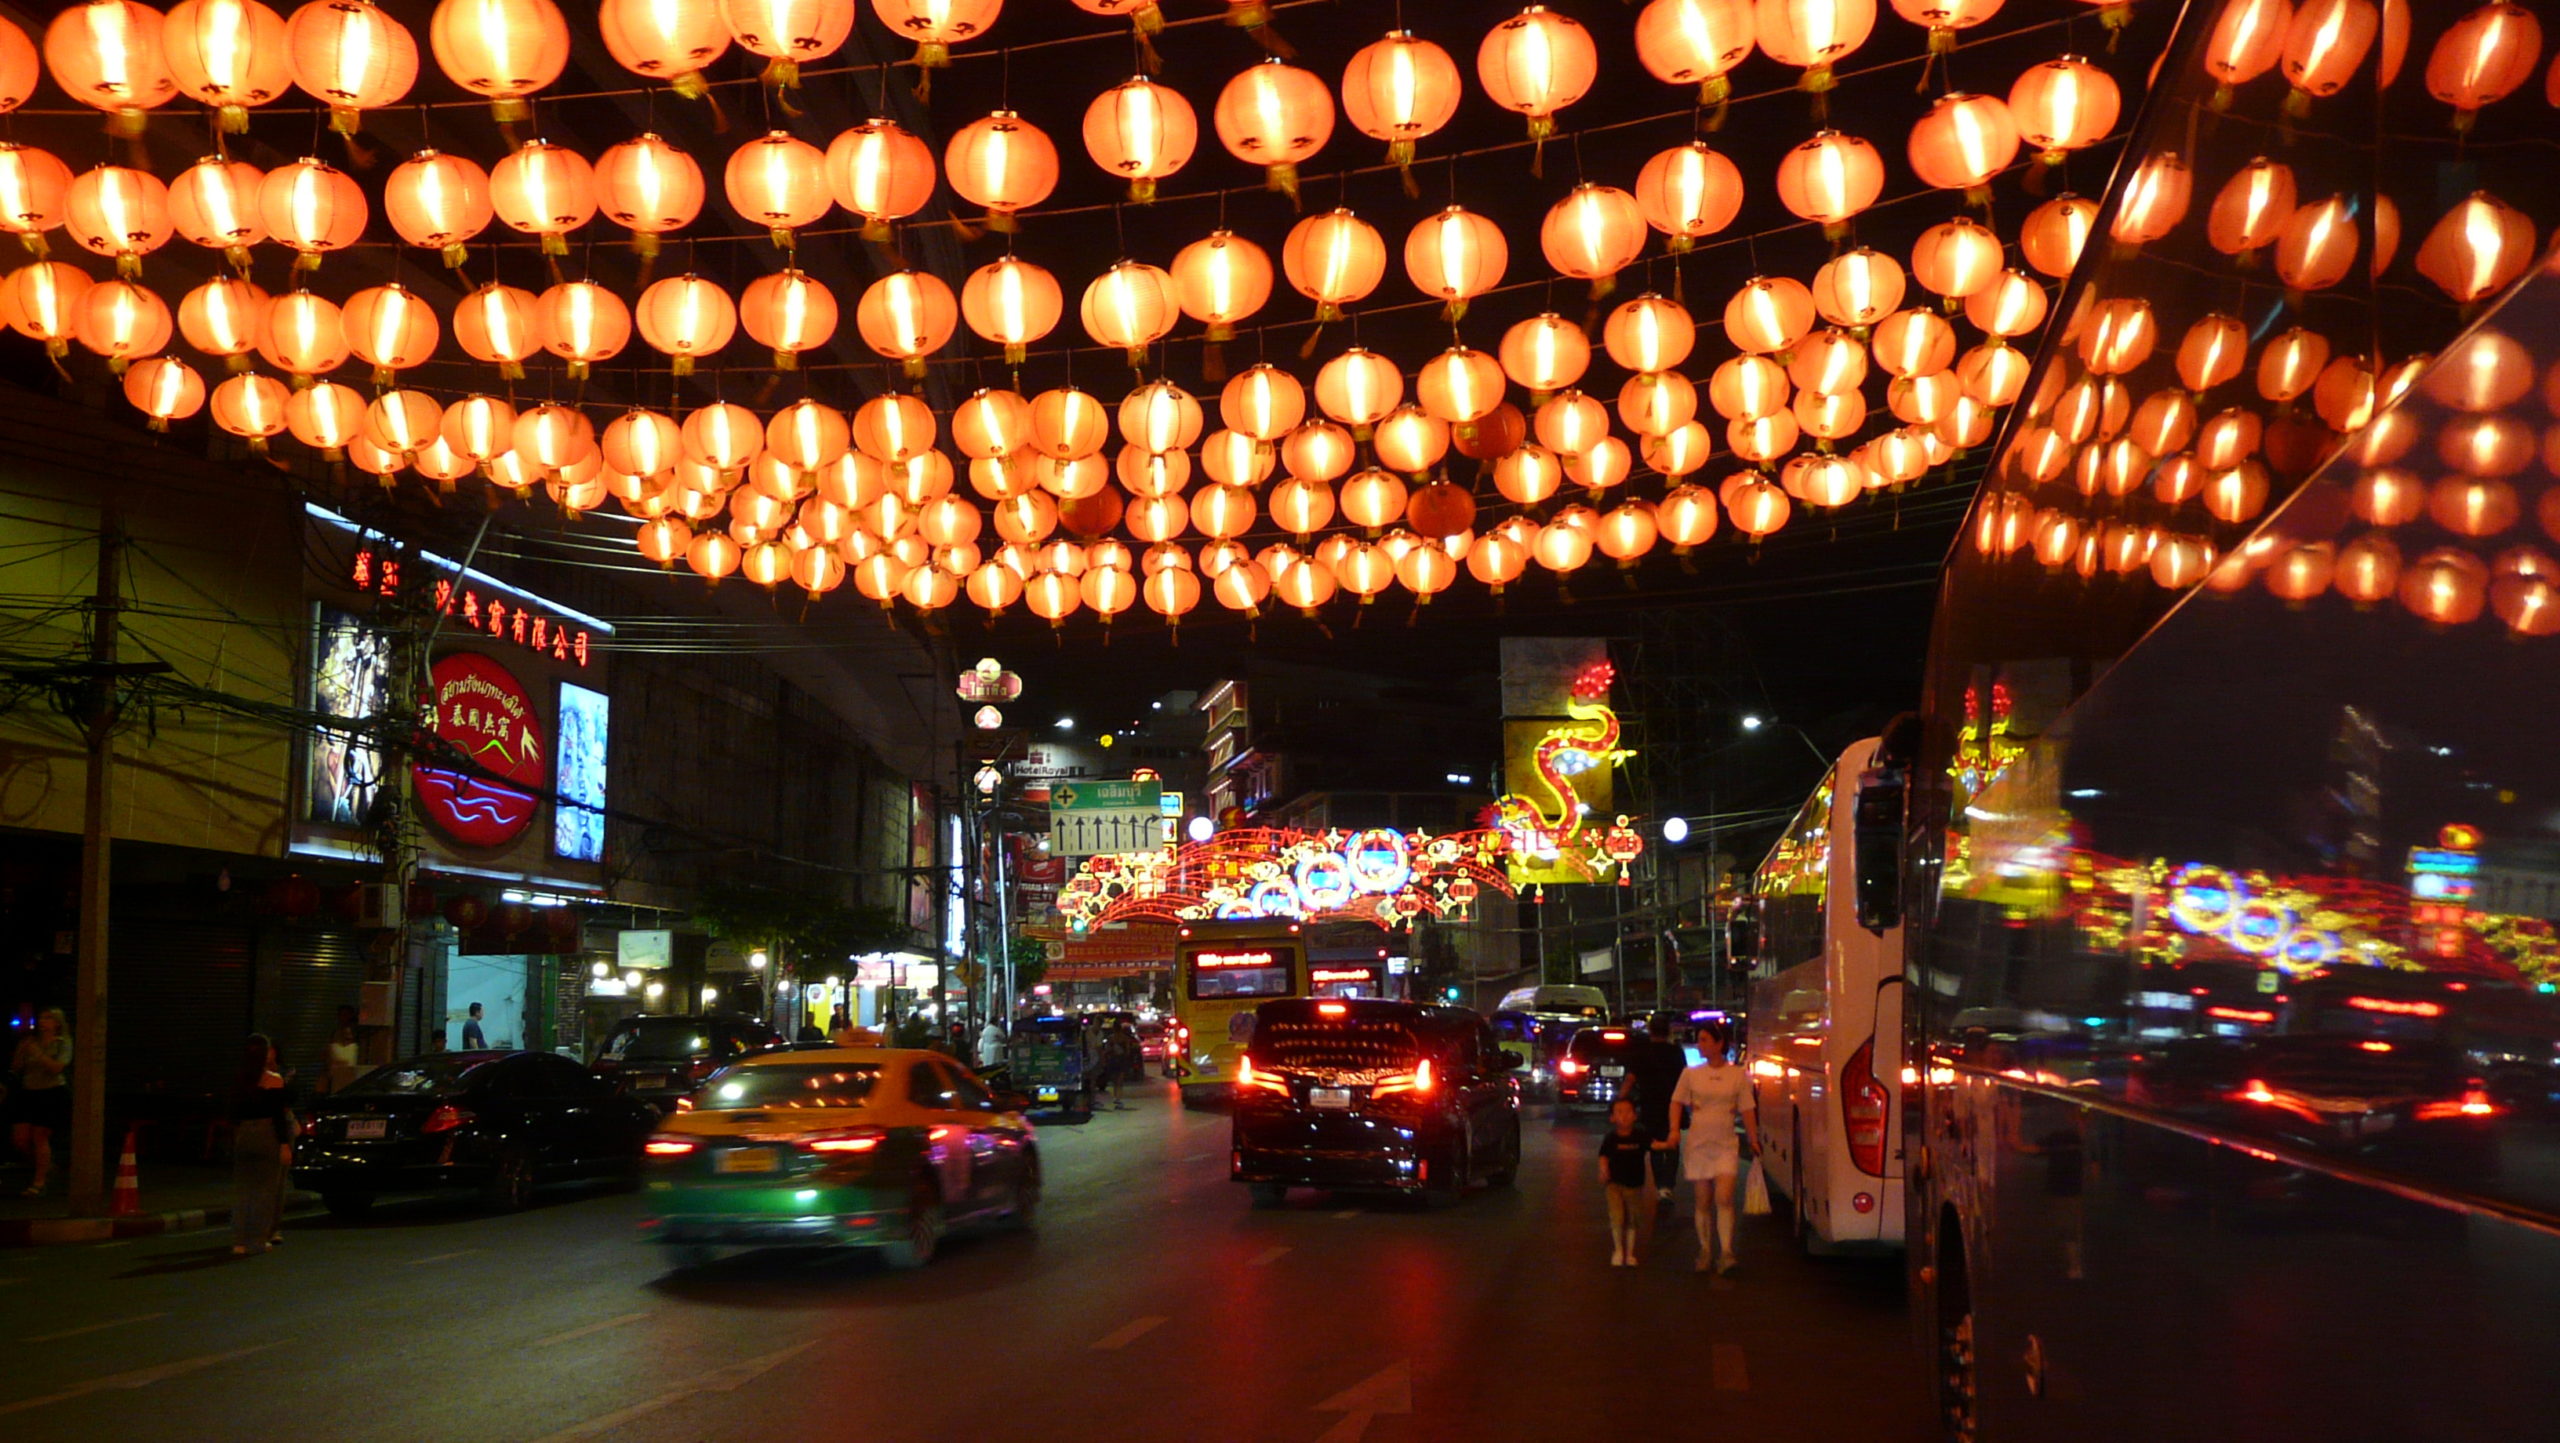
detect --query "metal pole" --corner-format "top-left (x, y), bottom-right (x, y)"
top-left (68, 511), bottom-right (122, 1216)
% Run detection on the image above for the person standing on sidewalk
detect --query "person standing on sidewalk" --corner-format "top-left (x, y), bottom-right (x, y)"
top-left (229, 1035), bottom-right (294, 1257)
top-left (1665, 1018), bottom-right (1757, 1275)
top-left (323, 1005), bottom-right (362, 1095)
top-left (460, 1002), bottom-right (487, 1050)
top-left (1627, 1013), bottom-right (1689, 1208)
top-left (10, 1008), bottom-right (71, 1196)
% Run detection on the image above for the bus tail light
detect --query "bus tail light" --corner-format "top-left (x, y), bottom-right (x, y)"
top-left (1842, 1040), bottom-right (1889, 1177)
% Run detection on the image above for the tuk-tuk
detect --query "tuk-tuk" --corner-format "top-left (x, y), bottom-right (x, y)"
top-left (1005, 1015), bottom-right (1099, 1119)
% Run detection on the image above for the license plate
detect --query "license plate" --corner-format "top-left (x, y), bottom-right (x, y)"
top-left (716, 1148), bottom-right (779, 1174)
top-left (1599, 1065), bottom-right (1625, 1077)
top-left (345, 1117), bottom-right (387, 1140)
top-left (1310, 1087), bottom-right (1351, 1110)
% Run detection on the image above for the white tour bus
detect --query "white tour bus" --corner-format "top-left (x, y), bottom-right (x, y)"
top-left (1741, 732), bottom-right (1908, 1254)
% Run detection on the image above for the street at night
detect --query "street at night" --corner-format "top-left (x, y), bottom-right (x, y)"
top-left (2, 1089), bottom-right (1922, 1442)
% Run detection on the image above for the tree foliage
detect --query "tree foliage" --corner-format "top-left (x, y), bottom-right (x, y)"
top-left (695, 883), bottom-right (907, 968)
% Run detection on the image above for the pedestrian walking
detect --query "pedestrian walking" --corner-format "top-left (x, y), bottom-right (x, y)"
top-left (1597, 1099), bottom-right (1657, 1267)
top-left (977, 1017), bottom-right (1009, 1070)
top-left (1106, 1019), bottom-right (1139, 1109)
top-left (1627, 1013), bottom-right (1689, 1206)
top-left (1665, 1018), bottom-right (1757, 1275)
top-left (460, 1002), bottom-right (487, 1049)
top-left (323, 1004), bottom-right (363, 1095)
top-left (229, 1035), bottom-right (295, 1256)
top-left (9, 1008), bottom-right (71, 1195)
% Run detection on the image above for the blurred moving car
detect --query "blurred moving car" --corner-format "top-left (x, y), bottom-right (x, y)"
top-left (1231, 998), bottom-right (1523, 1205)
top-left (592, 1014), bottom-right (786, 1111)
top-left (1137, 1019), bottom-right (1170, 1072)
top-left (640, 1046), bottom-right (1039, 1269)
top-left (1554, 1026), bottom-right (1646, 1113)
top-left (294, 1050), bottom-right (661, 1216)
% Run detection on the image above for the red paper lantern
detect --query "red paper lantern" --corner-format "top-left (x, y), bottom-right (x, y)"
top-left (489, 138), bottom-right (596, 256)
top-left (1213, 60), bottom-right (1334, 200)
top-left (599, 0), bottom-right (729, 97)
top-left (384, 150), bottom-right (491, 268)
top-left (1341, 31), bottom-right (1461, 172)
top-left (428, 0), bottom-right (570, 121)
top-left (286, 0), bottom-right (417, 133)
top-left (1083, 76), bottom-right (1197, 203)
top-left (946, 110), bottom-right (1058, 228)
top-left (636, 274), bottom-right (737, 374)
top-left (1477, 6), bottom-right (1597, 143)
top-left (597, 133), bottom-right (706, 257)
top-left (45, 1), bottom-right (177, 125)
top-left (259, 158), bottom-right (367, 270)
top-left (163, 0), bottom-right (290, 132)
top-left (725, 130), bottom-right (830, 250)
top-left (826, 118), bottom-right (934, 237)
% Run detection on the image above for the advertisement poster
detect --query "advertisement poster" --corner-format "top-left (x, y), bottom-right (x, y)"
top-left (307, 606), bottom-right (391, 827)
top-left (554, 681), bottom-right (609, 862)
top-left (415, 652), bottom-right (546, 848)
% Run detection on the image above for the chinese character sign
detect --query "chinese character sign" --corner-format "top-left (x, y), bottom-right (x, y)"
top-left (414, 652), bottom-right (546, 848)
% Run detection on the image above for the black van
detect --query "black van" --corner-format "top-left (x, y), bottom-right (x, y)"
top-left (1230, 999), bottom-right (1524, 1204)
top-left (1554, 1025), bottom-right (1647, 1112)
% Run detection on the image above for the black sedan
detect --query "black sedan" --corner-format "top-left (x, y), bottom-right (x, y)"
top-left (293, 1050), bottom-right (661, 1216)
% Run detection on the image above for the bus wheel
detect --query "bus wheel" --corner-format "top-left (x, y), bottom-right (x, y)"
top-left (1936, 1226), bottom-right (1978, 1443)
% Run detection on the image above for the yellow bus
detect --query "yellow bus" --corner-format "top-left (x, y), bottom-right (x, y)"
top-left (1168, 920), bottom-right (1305, 1108)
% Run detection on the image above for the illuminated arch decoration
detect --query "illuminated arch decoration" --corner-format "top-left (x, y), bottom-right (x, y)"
top-left (1493, 660), bottom-right (1643, 886)
top-left (1056, 825), bottom-right (1513, 930)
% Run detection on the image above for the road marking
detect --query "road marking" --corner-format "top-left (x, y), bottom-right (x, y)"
top-left (1181, 1151), bottom-right (1214, 1161)
top-left (0, 1340), bottom-right (284, 1416)
top-left (1331, 1209), bottom-right (1359, 1219)
top-left (24, 1313), bottom-right (167, 1343)
top-left (1249, 1246), bottom-right (1291, 1267)
top-left (534, 1311), bottom-right (652, 1348)
top-left (1711, 1342), bottom-right (1749, 1392)
top-left (406, 1249), bottom-right (485, 1266)
top-left (1314, 1360), bottom-right (1412, 1443)
top-left (527, 1340), bottom-right (816, 1442)
top-left (1089, 1315), bottom-right (1167, 1351)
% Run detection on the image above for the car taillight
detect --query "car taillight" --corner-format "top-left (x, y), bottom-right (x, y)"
top-left (673, 1096), bottom-right (694, 1112)
top-left (1236, 1055), bottom-right (1287, 1094)
top-left (1842, 1040), bottom-right (1889, 1177)
top-left (1372, 1059), bottom-right (1435, 1098)
top-left (421, 1105), bottom-right (473, 1134)
top-left (1558, 1058), bottom-right (1583, 1077)
top-left (2416, 1083), bottom-right (2500, 1122)
top-left (644, 1136), bottom-right (696, 1156)
top-left (800, 1128), bottom-right (886, 1153)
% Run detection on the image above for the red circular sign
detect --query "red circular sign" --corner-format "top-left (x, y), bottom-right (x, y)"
top-left (414, 652), bottom-right (545, 848)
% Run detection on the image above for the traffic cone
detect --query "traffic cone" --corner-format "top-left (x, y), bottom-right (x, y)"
top-left (109, 1126), bottom-right (139, 1217)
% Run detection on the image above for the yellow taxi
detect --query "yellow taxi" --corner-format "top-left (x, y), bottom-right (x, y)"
top-left (639, 1046), bottom-right (1038, 1269)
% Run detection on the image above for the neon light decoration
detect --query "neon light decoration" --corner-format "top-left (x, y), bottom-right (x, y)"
top-left (1493, 660), bottom-right (1646, 885)
top-left (1057, 825), bottom-right (1514, 929)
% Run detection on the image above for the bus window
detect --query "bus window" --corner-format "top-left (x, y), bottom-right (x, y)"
top-left (1188, 948), bottom-right (1295, 1000)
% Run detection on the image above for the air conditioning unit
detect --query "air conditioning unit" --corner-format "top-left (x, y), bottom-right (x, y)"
top-left (355, 883), bottom-right (405, 929)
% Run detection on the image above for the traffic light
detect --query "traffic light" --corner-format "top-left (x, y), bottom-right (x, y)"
top-left (1443, 986), bottom-right (1461, 1002)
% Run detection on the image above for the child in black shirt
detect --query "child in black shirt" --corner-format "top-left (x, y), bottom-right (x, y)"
top-left (1597, 1098), bottom-right (1656, 1267)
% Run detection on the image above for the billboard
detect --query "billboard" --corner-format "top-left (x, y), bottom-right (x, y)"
top-left (415, 651), bottom-right (545, 849)
top-left (307, 605), bottom-right (391, 827)
top-left (554, 681), bottom-right (609, 861)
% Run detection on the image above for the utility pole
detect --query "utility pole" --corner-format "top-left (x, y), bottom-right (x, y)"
top-left (68, 511), bottom-right (123, 1216)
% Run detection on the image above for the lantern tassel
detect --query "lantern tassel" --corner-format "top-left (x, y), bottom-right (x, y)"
top-left (768, 226), bottom-right (795, 252)
top-left (986, 211), bottom-right (1018, 235)
top-left (1700, 77), bottom-right (1731, 132)
top-left (225, 353), bottom-right (251, 373)
top-left (442, 242), bottom-right (469, 269)
top-left (502, 361), bottom-right (525, 381)
top-left (15, 231), bottom-right (44, 258)
top-left (1297, 321), bottom-right (1325, 360)
top-left (773, 349), bottom-right (796, 371)
top-left (1130, 178), bottom-right (1157, 205)
top-left (1227, 3), bottom-right (1295, 59)
top-left (1004, 342), bottom-right (1026, 366)
top-left (1528, 118), bottom-right (1553, 177)
top-left (115, 254), bottom-right (140, 280)
top-left (146, 415), bottom-right (166, 432)
top-left (490, 98), bottom-right (528, 124)
top-left (673, 356), bottom-right (694, 377)
top-left (1123, 345), bottom-right (1146, 369)
top-left (860, 218), bottom-right (893, 243)
top-left (568, 360), bottom-right (590, 381)
top-left (109, 107), bottom-right (146, 139)
top-left (904, 357), bottom-right (927, 379)
top-left (543, 233), bottom-right (567, 257)
top-left (1390, 140), bottom-right (1418, 197)
top-left (1441, 299), bottom-right (1468, 323)
top-left (1265, 162), bottom-right (1299, 207)
top-left (294, 251), bottom-right (322, 274)
top-left (1134, 23), bottom-right (1162, 75)
top-left (1588, 275), bottom-right (1616, 301)
top-left (329, 105), bottom-right (362, 135)
top-left (1202, 339), bottom-right (1228, 384)
top-left (106, 356), bottom-right (128, 377)
top-left (218, 104), bottom-right (248, 135)
top-left (372, 364), bottom-right (394, 387)
top-left (246, 435), bottom-right (268, 455)
top-left (673, 70), bottom-right (709, 102)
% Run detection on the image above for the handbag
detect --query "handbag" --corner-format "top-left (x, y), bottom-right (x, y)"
top-left (1742, 1159), bottom-right (1772, 1217)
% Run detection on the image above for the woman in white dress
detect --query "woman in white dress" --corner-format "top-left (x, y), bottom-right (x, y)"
top-left (1665, 1018), bottom-right (1758, 1274)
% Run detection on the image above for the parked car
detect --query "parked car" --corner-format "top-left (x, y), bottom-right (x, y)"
top-left (293, 1050), bottom-right (661, 1216)
top-left (640, 1045), bottom-right (1039, 1269)
top-left (1230, 998), bottom-right (1523, 1205)
top-left (592, 1014), bottom-right (786, 1111)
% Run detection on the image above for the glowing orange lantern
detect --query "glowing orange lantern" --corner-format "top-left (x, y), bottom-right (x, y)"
top-left (1495, 445), bottom-right (1564, 505)
top-left (340, 281), bottom-right (438, 383)
top-left (945, 110), bottom-right (1059, 228)
top-left (2281, 0), bottom-right (2379, 106)
top-left (124, 354), bottom-right (205, 430)
top-left (2020, 194), bottom-right (2096, 278)
top-left (1905, 94), bottom-right (2017, 198)
top-left (286, 0), bottom-right (416, 133)
top-left (1171, 230), bottom-right (1273, 341)
top-left (364, 389), bottom-right (443, 455)
top-left (1404, 206), bottom-right (1507, 320)
top-left (1284, 208), bottom-right (1387, 322)
top-left (0, 144), bottom-right (70, 257)
top-left (1911, 215), bottom-right (2003, 301)
top-left (382, 150), bottom-right (488, 268)
top-left (596, 133), bottom-right (704, 258)
top-left (869, 0), bottom-right (999, 78)
top-left (163, 0), bottom-right (289, 133)
top-left (72, 279), bottom-right (170, 371)
top-left (1634, 141), bottom-right (1744, 250)
top-left (2109, 150), bottom-right (2191, 246)
top-left (1080, 261), bottom-right (1177, 365)
top-left (1775, 131), bottom-right (1885, 232)
top-left (428, 0), bottom-right (569, 121)
top-left (2204, 0), bottom-right (2288, 97)
top-left (64, 165), bottom-right (170, 279)
top-left (1315, 347), bottom-right (1403, 432)
top-left (1342, 31), bottom-right (1461, 174)
top-left (1500, 311), bottom-right (1591, 397)
top-left (260, 158), bottom-right (366, 270)
top-left (1723, 275), bottom-right (1815, 355)
top-left (210, 371), bottom-right (289, 449)
top-left (1755, 0), bottom-right (1875, 94)
top-left (1222, 364), bottom-right (1306, 440)
top-left (1541, 184), bottom-right (1646, 293)
top-left (731, 268), bottom-right (834, 371)
top-left (721, 0), bottom-right (854, 88)
top-left (1636, 0), bottom-right (1756, 106)
top-left (636, 273), bottom-right (736, 374)
top-left (489, 138), bottom-right (596, 256)
top-left (1214, 60), bottom-right (1334, 200)
top-left (856, 269), bottom-right (957, 377)
top-left (1478, 6), bottom-right (1598, 146)
top-left (1083, 76), bottom-right (1196, 204)
top-left (257, 288), bottom-right (347, 378)
top-left (178, 274), bottom-right (266, 364)
top-left (2274, 193), bottom-right (2362, 291)
top-left (956, 256), bottom-right (1059, 366)
top-left (2428, 3), bottom-right (2541, 131)
top-left (2415, 191), bottom-right (2536, 304)
top-left (825, 118), bottom-right (933, 239)
top-left (598, 0), bottom-right (727, 97)
top-left (538, 279), bottom-right (632, 379)
top-left (45, 1), bottom-right (177, 127)
top-left (451, 280), bottom-right (538, 378)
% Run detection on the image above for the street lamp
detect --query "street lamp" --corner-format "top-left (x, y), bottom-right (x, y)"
top-left (748, 949), bottom-right (769, 970)
top-left (1661, 815), bottom-right (1690, 845)
top-left (1186, 814), bottom-right (1215, 842)
top-left (1741, 714), bottom-right (1832, 767)
top-left (1054, 716), bottom-right (1073, 730)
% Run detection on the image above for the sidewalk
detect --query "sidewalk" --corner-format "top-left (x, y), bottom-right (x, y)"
top-left (0, 1162), bottom-right (318, 1247)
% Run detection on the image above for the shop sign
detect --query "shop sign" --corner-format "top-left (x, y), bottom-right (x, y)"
top-left (416, 652), bottom-right (545, 847)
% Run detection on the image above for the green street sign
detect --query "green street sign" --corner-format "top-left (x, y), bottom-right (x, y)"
top-left (1049, 779), bottom-right (1161, 813)
top-left (1048, 778), bottom-right (1164, 858)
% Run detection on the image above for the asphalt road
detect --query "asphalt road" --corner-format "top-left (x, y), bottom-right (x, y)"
top-left (0, 1082), bottom-right (1932, 1442)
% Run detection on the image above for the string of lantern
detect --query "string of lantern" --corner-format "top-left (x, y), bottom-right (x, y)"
top-left (5, 0), bottom-right (2547, 627)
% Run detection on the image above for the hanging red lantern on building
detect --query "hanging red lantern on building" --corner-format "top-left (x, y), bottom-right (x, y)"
top-left (1499, 311), bottom-right (1590, 398)
top-left (2008, 56), bottom-right (2118, 165)
top-left (210, 370), bottom-right (289, 450)
top-left (64, 165), bottom-right (170, 279)
top-left (2427, 3), bottom-right (2541, 132)
top-left (178, 274), bottom-right (267, 365)
top-left (825, 118), bottom-right (934, 240)
top-left (1636, 0), bottom-right (1756, 107)
top-left (2415, 191), bottom-right (2536, 304)
top-left (341, 282), bottom-right (439, 383)
top-left (537, 279), bottom-right (632, 379)
top-left (1342, 30), bottom-right (1461, 179)
top-left (257, 288), bottom-right (348, 379)
top-left (72, 279), bottom-right (171, 372)
top-left (855, 269), bottom-right (957, 377)
top-left (1214, 59), bottom-right (1334, 201)
top-left (1080, 261), bottom-right (1177, 366)
top-left (452, 280), bottom-right (539, 379)
top-left (636, 274), bottom-right (736, 375)
top-left (1776, 129), bottom-right (1886, 229)
top-left (1634, 141), bottom-right (1744, 251)
top-left (1283, 208), bottom-right (1387, 322)
top-left (163, 0), bottom-right (290, 133)
top-left (0, 144), bottom-right (71, 259)
top-left (725, 130), bottom-right (829, 251)
top-left (260, 158), bottom-right (367, 271)
top-left (1170, 230), bottom-right (1272, 342)
top-left (1478, 6), bottom-right (1597, 150)
top-left (596, 133), bottom-right (705, 259)
top-left (427, 0), bottom-right (571, 121)
top-left (124, 353), bottom-right (206, 430)
top-left (720, 0), bottom-right (854, 88)
top-left (45, 1), bottom-right (177, 129)
top-left (1755, 0), bottom-right (1875, 94)
top-left (0, 18), bottom-right (38, 116)
top-left (959, 256), bottom-right (1059, 366)
top-left (383, 150), bottom-right (489, 269)
top-left (868, 0), bottom-right (1000, 82)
